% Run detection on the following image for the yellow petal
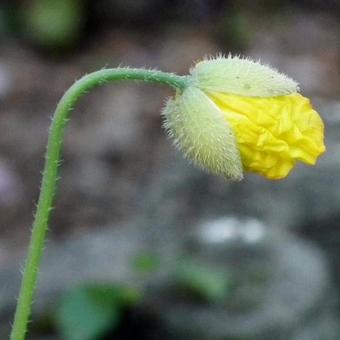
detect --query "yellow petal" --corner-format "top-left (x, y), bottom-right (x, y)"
top-left (207, 92), bottom-right (326, 180)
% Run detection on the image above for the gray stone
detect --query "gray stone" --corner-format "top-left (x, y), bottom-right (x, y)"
top-left (141, 218), bottom-right (337, 340)
top-left (0, 217), bottom-right (337, 339)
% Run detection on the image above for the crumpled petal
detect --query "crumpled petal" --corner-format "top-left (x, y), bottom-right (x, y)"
top-left (207, 91), bottom-right (326, 179)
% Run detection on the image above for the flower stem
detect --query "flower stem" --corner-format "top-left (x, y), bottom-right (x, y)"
top-left (10, 68), bottom-right (188, 340)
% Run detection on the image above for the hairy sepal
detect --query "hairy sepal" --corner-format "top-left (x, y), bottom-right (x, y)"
top-left (191, 55), bottom-right (299, 97)
top-left (162, 87), bottom-right (243, 180)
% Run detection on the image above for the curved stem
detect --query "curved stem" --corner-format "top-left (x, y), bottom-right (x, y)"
top-left (10, 68), bottom-right (188, 340)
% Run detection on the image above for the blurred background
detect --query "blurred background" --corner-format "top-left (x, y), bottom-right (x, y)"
top-left (0, 0), bottom-right (340, 339)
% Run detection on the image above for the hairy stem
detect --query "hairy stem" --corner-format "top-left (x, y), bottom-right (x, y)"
top-left (10, 68), bottom-right (188, 340)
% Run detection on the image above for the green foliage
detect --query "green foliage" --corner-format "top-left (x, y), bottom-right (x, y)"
top-left (0, 7), bottom-right (7, 37)
top-left (217, 9), bottom-right (251, 50)
top-left (21, 0), bottom-right (83, 49)
top-left (131, 252), bottom-right (161, 273)
top-left (174, 260), bottom-right (232, 304)
top-left (55, 284), bottom-right (140, 340)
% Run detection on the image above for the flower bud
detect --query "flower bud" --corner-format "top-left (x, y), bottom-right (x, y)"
top-left (184, 55), bottom-right (325, 180)
top-left (162, 87), bottom-right (243, 180)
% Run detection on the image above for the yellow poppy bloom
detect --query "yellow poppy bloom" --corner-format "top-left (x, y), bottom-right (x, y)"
top-left (163, 56), bottom-right (326, 180)
top-left (207, 91), bottom-right (325, 179)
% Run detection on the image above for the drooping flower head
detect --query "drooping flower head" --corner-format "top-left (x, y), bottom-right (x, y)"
top-left (162, 55), bottom-right (325, 180)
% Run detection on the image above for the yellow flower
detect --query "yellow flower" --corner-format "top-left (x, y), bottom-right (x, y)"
top-left (207, 91), bottom-right (325, 179)
top-left (163, 55), bottom-right (326, 180)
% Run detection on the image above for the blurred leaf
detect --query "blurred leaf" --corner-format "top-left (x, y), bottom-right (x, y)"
top-left (0, 5), bottom-right (16, 38)
top-left (175, 260), bottom-right (232, 304)
top-left (0, 7), bottom-right (6, 37)
top-left (216, 9), bottom-right (250, 50)
top-left (55, 284), bottom-right (140, 340)
top-left (131, 252), bottom-right (161, 273)
top-left (21, 0), bottom-right (83, 49)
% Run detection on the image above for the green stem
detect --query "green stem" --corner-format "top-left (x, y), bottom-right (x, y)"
top-left (10, 68), bottom-right (188, 340)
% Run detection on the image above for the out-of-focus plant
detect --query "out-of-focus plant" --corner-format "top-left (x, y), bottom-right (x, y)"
top-left (55, 284), bottom-right (139, 340)
top-left (174, 259), bottom-right (232, 304)
top-left (0, 6), bottom-right (8, 38)
top-left (216, 9), bottom-right (251, 51)
top-left (9, 55), bottom-right (325, 339)
top-left (0, 4), bottom-right (16, 39)
top-left (131, 252), bottom-right (161, 274)
top-left (20, 0), bottom-right (84, 50)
